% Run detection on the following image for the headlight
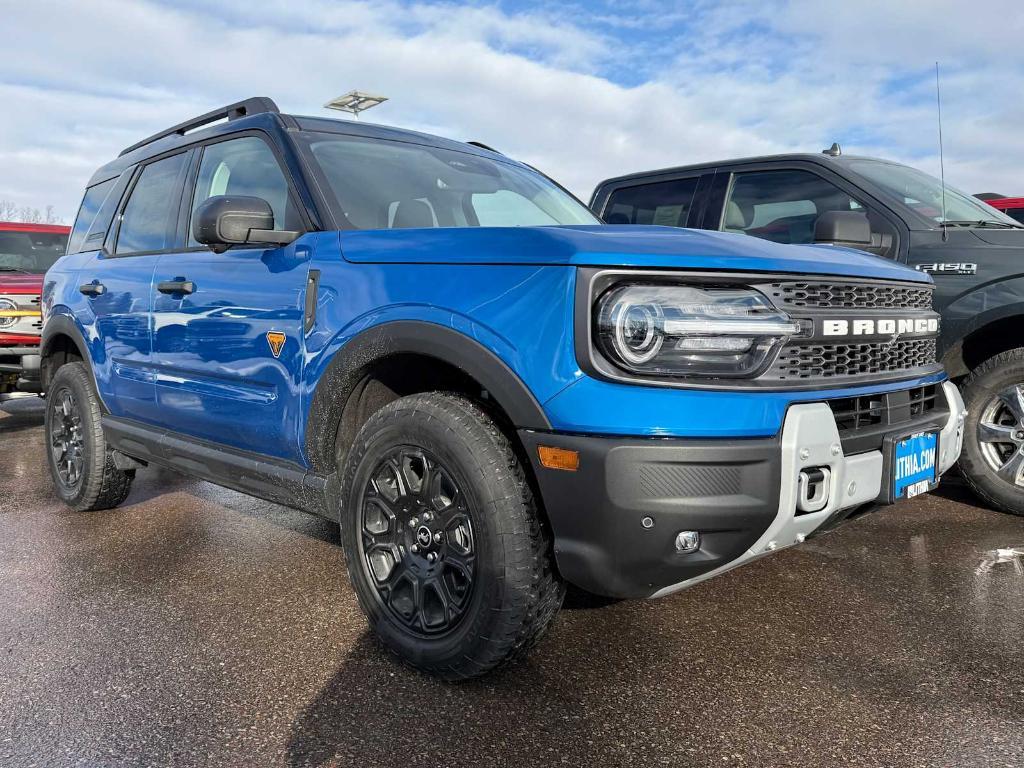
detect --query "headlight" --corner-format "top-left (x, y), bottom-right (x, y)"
top-left (595, 284), bottom-right (800, 378)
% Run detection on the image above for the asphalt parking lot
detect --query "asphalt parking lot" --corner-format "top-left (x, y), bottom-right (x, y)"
top-left (2, 398), bottom-right (1024, 767)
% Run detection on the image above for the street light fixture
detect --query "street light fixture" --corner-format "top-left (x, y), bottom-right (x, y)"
top-left (323, 91), bottom-right (388, 120)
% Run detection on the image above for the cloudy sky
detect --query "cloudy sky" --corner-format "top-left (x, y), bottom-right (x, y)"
top-left (3, 0), bottom-right (1023, 222)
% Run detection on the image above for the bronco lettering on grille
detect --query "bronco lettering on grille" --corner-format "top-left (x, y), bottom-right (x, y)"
top-left (821, 318), bottom-right (939, 336)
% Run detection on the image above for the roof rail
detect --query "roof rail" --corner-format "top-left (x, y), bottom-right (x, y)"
top-left (119, 96), bottom-right (281, 157)
top-left (467, 140), bottom-right (501, 154)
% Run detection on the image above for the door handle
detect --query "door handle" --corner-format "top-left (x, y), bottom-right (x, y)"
top-left (79, 282), bottom-right (106, 297)
top-left (157, 280), bottom-right (195, 295)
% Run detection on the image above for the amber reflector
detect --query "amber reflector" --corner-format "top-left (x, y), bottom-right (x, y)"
top-left (537, 446), bottom-right (579, 471)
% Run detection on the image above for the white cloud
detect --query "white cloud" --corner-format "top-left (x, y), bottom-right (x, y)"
top-left (1, 0), bottom-right (1022, 221)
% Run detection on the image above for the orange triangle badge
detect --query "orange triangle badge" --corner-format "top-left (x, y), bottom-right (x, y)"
top-left (266, 331), bottom-right (286, 358)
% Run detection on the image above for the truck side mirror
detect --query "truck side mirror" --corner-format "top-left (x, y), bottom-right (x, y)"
top-left (814, 210), bottom-right (872, 248)
top-left (193, 195), bottom-right (299, 253)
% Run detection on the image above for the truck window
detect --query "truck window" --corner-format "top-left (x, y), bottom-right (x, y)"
top-left (723, 170), bottom-right (863, 245)
top-left (115, 153), bottom-right (188, 255)
top-left (602, 177), bottom-right (698, 226)
top-left (67, 178), bottom-right (116, 255)
top-left (188, 136), bottom-right (300, 246)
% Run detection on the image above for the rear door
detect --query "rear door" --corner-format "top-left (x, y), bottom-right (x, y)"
top-left (149, 133), bottom-right (312, 461)
top-left (79, 151), bottom-right (190, 424)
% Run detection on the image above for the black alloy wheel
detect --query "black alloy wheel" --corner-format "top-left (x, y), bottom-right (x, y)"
top-left (358, 446), bottom-right (476, 636)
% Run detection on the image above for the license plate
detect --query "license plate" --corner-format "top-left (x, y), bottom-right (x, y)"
top-left (893, 431), bottom-right (938, 500)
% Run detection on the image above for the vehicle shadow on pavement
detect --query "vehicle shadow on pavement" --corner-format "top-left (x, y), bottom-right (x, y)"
top-left (283, 626), bottom-right (638, 768)
top-left (0, 399), bottom-right (45, 434)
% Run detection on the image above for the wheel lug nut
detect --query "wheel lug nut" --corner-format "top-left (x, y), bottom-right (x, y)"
top-left (434, 532), bottom-right (442, 543)
top-left (409, 517), bottom-right (418, 528)
top-left (423, 512), bottom-right (433, 522)
top-left (427, 552), bottom-right (436, 563)
top-left (411, 544), bottom-right (419, 553)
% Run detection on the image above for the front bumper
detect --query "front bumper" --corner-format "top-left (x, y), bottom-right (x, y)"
top-left (521, 380), bottom-right (966, 599)
top-left (0, 346), bottom-right (41, 393)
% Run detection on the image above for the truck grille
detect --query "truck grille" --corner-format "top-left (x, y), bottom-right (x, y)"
top-left (0, 293), bottom-right (42, 339)
top-left (766, 338), bottom-right (937, 381)
top-left (763, 281), bottom-right (932, 311)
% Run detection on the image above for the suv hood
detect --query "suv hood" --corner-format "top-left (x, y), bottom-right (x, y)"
top-left (339, 225), bottom-right (929, 283)
top-left (0, 272), bottom-right (44, 293)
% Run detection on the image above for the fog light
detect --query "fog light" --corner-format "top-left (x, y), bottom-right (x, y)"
top-left (675, 530), bottom-right (700, 553)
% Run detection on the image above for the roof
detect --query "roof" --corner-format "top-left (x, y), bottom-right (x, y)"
top-left (595, 152), bottom-right (891, 188)
top-left (88, 96), bottom-right (515, 187)
top-left (0, 221), bottom-right (70, 233)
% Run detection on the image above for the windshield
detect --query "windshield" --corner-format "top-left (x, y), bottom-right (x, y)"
top-left (849, 159), bottom-right (1021, 227)
top-left (0, 230), bottom-right (68, 273)
top-left (303, 134), bottom-right (600, 230)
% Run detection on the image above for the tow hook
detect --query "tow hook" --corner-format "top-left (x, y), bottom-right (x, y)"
top-left (797, 467), bottom-right (831, 514)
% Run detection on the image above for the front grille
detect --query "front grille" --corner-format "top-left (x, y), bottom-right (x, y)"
top-left (766, 338), bottom-right (937, 381)
top-left (826, 384), bottom-right (947, 454)
top-left (763, 281), bottom-right (932, 311)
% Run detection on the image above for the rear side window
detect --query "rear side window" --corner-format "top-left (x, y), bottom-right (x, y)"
top-left (67, 178), bottom-right (115, 254)
top-left (116, 153), bottom-right (188, 255)
top-left (188, 136), bottom-right (300, 246)
top-left (602, 178), bottom-right (699, 226)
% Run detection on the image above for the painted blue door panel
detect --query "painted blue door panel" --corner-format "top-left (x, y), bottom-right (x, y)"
top-left (150, 238), bottom-right (313, 460)
top-left (76, 251), bottom-right (159, 423)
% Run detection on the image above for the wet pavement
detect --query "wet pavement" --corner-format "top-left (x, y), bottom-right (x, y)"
top-left (2, 397), bottom-right (1024, 767)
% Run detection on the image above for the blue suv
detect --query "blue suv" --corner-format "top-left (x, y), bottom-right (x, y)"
top-left (43, 97), bottom-right (966, 678)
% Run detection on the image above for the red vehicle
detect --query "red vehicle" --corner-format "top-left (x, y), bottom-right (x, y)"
top-left (0, 222), bottom-right (70, 396)
top-left (985, 197), bottom-right (1024, 225)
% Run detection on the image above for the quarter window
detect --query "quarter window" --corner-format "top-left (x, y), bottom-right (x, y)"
top-left (67, 179), bottom-right (115, 255)
top-left (188, 136), bottom-right (299, 245)
top-left (116, 154), bottom-right (188, 255)
top-left (603, 178), bottom-right (699, 227)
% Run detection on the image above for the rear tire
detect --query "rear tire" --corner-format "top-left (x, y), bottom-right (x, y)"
top-left (339, 392), bottom-right (564, 679)
top-left (44, 362), bottom-right (133, 511)
top-left (959, 348), bottom-right (1024, 516)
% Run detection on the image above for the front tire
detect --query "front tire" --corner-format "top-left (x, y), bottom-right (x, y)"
top-left (339, 393), bottom-right (564, 679)
top-left (44, 362), bottom-right (133, 511)
top-left (959, 348), bottom-right (1024, 516)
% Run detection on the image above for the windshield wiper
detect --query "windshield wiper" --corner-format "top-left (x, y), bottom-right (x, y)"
top-left (0, 266), bottom-right (33, 274)
top-left (941, 219), bottom-right (1024, 229)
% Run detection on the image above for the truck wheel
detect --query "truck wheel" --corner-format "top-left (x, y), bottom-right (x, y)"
top-left (959, 348), bottom-right (1024, 516)
top-left (339, 392), bottom-right (564, 679)
top-left (44, 362), bottom-right (133, 512)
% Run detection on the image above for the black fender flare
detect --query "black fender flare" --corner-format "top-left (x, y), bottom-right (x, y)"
top-left (39, 313), bottom-right (95, 391)
top-left (304, 320), bottom-right (552, 473)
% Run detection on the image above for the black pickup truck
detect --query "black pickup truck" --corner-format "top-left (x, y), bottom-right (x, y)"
top-left (591, 149), bottom-right (1024, 515)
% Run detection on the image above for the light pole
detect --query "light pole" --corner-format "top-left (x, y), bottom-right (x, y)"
top-left (323, 91), bottom-right (388, 120)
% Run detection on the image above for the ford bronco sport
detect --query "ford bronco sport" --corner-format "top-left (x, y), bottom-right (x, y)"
top-left (591, 151), bottom-right (1024, 516)
top-left (43, 98), bottom-right (965, 678)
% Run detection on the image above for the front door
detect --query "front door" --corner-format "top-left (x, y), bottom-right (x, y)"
top-left (150, 134), bottom-right (311, 462)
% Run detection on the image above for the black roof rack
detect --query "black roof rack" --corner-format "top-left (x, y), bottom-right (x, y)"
top-left (119, 96), bottom-right (280, 157)
top-left (467, 140), bottom-right (501, 154)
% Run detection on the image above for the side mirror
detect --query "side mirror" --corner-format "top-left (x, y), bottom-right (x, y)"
top-left (814, 210), bottom-right (872, 248)
top-left (193, 195), bottom-right (300, 253)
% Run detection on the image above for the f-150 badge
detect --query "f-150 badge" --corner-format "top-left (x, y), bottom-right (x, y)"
top-left (916, 262), bottom-right (977, 275)
top-left (267, 331), bottom-right (286, 358)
